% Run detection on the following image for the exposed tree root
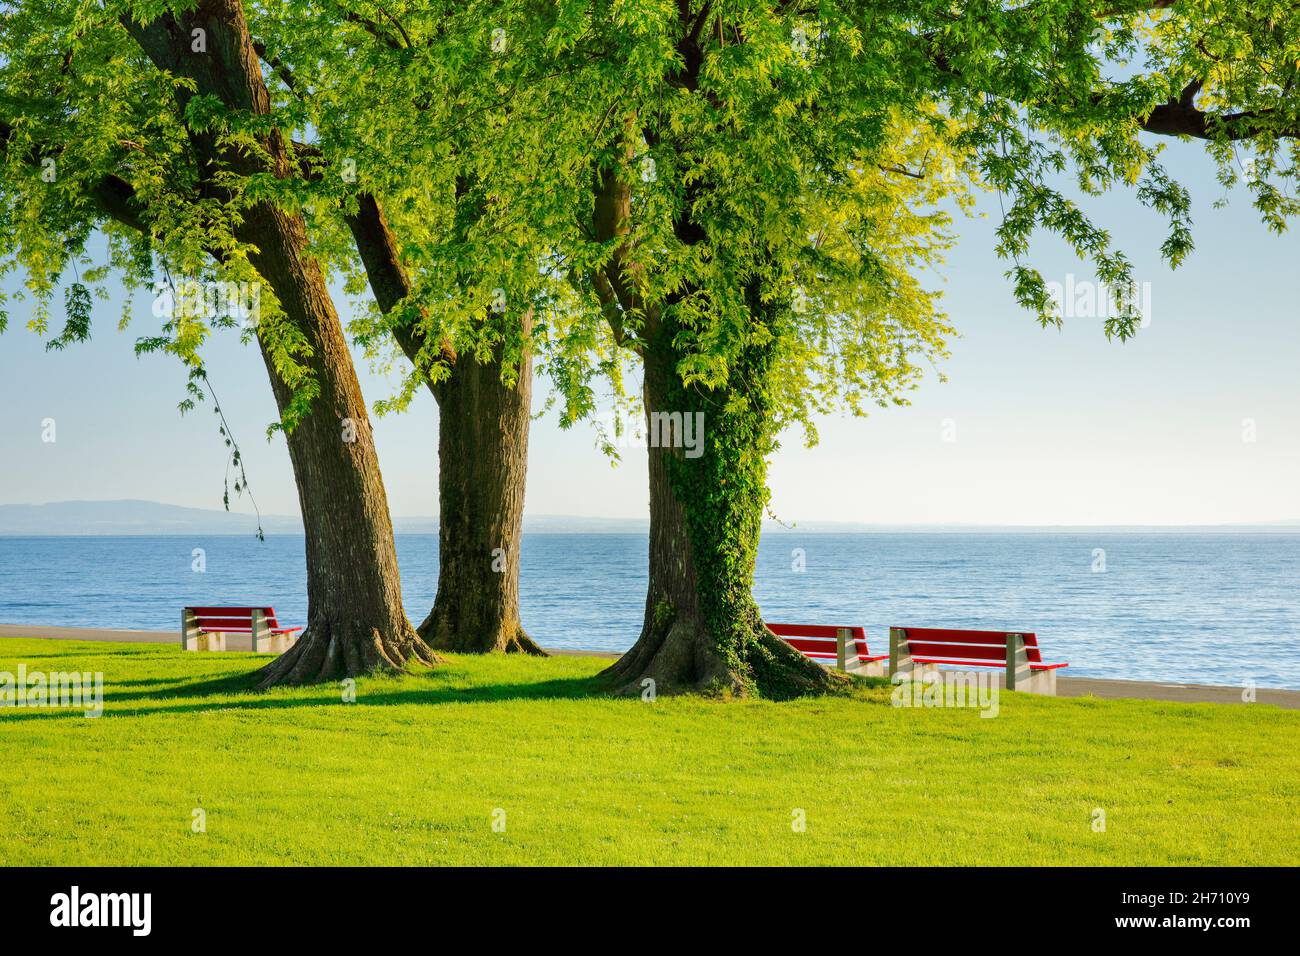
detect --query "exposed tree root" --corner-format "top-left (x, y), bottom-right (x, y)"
top-left (417, 613), bottom-right (548, 656)
top-left (254, 617), bottom-right (441, 689)
top-left (602, 614), bottom-right (841, 699)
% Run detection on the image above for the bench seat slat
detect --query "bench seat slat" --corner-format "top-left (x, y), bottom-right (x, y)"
top-left (901, 627), bottom-right (1043, 647)
top-left (782, 638), bottom-right (870, 650)
top-left (766, 622), bottom-right (885, 669)
top-left (782, 638), bottom-right (872, 656)
top-left (189, 606), bottom-right (274, 617)
top-left (196, 622), bottom-right (287, 631)
top-left (900, 627), bottom-right (1045, 664)
top-left (911, 656), bottom-right (1067, 671)
top-left (793, 649), bottom-right (878, 658)
top-left (195, 624), bottom-right (284, 632)
top-left (906, 642), bottom-right (1011, 662)
top-left (767, 623), bottom-right (867, 641)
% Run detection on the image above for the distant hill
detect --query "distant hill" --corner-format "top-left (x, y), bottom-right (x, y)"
top-left (0, 500), bottom-right (646, 536)
top-left (0, 500), bottom-right (302, 536)
top-left (1, 499), bottom-right (1298, 536)
top-left (0, 501), bottom-right (792, 535)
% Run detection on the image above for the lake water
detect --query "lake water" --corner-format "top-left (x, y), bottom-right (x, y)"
top-left (1, 532), bottom-right (1297, 688)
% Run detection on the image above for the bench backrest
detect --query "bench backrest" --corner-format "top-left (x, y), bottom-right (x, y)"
top-left (189, 606), bottom-right (282, 632)
top-left (766, 623), bottom-right (871, 661)
top-left (896, 627), bottom-right (1044, 664)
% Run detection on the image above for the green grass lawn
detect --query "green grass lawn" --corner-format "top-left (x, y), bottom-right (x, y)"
top-left (1, 637), bottom-right (1297, 865)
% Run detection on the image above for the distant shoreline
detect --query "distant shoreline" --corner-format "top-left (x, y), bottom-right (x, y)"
top-left (5, 500), bottom-right (1300, 536)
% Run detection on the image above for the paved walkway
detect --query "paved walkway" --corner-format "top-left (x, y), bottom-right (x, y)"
top-left (0, 623), bottom-right (181, 644)
top-left (1055, 675), bottom-right (1297, 708)
top-left (3, 623), bottom-right (1298, 709)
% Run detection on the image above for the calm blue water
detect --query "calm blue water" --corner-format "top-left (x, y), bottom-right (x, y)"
top-left (1, 533), bottom-right (1297, 688)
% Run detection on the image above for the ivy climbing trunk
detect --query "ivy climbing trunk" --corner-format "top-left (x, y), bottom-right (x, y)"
top-left (345, 195), bottom-right (543, 654)
top-left (125, 0), bottom-right (436, 686)
top-left (601, 287), bottom-right (836, 698)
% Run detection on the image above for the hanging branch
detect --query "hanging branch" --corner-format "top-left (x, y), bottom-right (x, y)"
top-left (158, 268), bottom-right (267, 542)
top-left (198, 365), bottom-right (266, 542)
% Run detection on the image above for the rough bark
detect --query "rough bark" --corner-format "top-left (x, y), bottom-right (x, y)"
top-left (417, 339), bottom-right (542, 654)
top-left (124, 0), bottom-right (436, 686)
top-left (240, 199), bottom-right (437, 688)
top-left (345, 195), bottom-right (543, 655)
top-left (600, 292), bottom-right (838, 699)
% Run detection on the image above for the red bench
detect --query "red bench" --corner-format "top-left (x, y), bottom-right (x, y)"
top-left (766, 623), bottom-right (889, 675)
top-left (181, 606), bottom-right (302, 654)
top-left (888, 627), bottom-right (1068, 695)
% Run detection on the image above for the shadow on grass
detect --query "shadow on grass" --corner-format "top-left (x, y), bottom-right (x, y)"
top-left (0, 650), bottom-right (165, 664)
top-left (0, 665), bottom-right (612, 723)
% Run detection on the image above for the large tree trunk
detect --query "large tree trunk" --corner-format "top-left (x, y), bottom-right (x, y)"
top-left (345, 196), bottom-right (543, 655)
top-left (601, 291), bottom-right (837, 699)
top-left (245, 204), bottom-right (437, 688)
top-left (125, 1), bottom-right (436, 686)
top-left (592, 128), bottom-right (832, 697)
top-left (417, 343), bottom-right (543, 654)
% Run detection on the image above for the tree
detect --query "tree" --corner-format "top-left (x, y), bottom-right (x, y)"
top-left (244, 1), bottom-right (580, 655)
top-left (0, 0), bottom-right (438, 683)
top-left (541, 0), bottom-right (1300, 696)
top-left (343, 193), bottom-right (542, 656)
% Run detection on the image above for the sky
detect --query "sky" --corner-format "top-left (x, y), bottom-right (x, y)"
top-left (2, 140), bottom-right (1298, 527)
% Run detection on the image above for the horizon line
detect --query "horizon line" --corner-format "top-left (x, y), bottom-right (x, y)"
top-left (459, 517), bottom-right (1300, 529)
top-left (3, 499), bottom-right (1300, 531)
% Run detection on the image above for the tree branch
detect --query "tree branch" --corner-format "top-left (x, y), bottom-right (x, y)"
top-left (343, 192), bottom-right (459, 396)
top-left (1139, 98), bottom-right (1297, 140)
top-left (335, 4), bottom-right (405, 51)
top-left (252, 38), bottom-right (305, 96)
top-left (919, 17), bottom-right (1297, 143)
top-left (0, 118), bottom-right (149, 232)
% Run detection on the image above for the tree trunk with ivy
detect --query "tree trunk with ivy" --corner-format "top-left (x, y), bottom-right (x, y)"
top-left (126, 0), bottom-right (436, 686)
top-left (601, 286), bottom-right (837, 699)
top-left (345, 195), bottom-right (543, 655)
